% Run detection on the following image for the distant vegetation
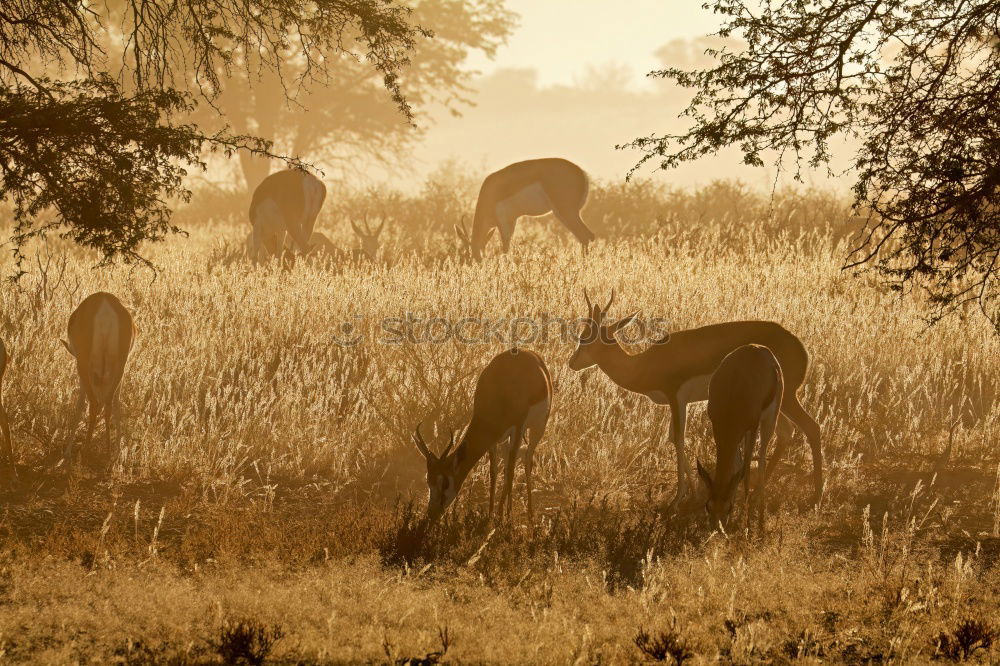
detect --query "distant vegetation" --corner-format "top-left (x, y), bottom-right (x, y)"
top-left (177, 172), bottom-right (855, 253)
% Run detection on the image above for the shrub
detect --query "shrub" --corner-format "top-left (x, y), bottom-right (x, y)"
top-left (634, 622), bottom-right (694, 664)
top-left (214, 618), bottom-right (284, 666)
top-left (935, 619), bottom-right (997, 662)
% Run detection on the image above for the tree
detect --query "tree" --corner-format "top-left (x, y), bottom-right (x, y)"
top-left (201, 0), bottom-right (514, 192)
top-left (627, 0), bottom-right (1000, 331)
top-left (0, 0), bottom-right (430, 268)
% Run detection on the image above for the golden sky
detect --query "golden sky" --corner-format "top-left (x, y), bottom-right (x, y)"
top-left (403, 2), bottom-right (847, 191)
top-left (466, 1), bottom-right (721, 89)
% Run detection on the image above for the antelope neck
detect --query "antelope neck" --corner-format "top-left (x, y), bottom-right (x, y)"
top-left (712, 446), bottom-right (743, 495)
top-left (449, 418), bottom-right (498, 482)
top-left (470, 209), bottom-right (494, 254)
top-left (591, 339), bottom-right (643, 391)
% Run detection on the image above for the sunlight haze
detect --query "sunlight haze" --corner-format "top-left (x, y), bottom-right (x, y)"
top-left (466, 1), bottom-right (721, 89)
top-left (406, 1), bottom-right (814, 190)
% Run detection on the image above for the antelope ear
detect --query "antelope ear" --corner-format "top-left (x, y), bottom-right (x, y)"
top-left (60, 339), bottom-right (75, 357)
top-left (485, 227), bottom-right (496, 243)
top-left (606, 312), bottom-right (639, 336)
top-left (696, 459), bottom-right (714, 491)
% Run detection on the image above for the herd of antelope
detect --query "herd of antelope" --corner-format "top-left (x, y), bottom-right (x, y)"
top-left (0, 157), bottom-right (822, 530)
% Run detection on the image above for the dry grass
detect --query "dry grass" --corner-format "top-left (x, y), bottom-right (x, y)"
top-left (0, 179), bottom-right (998, 663)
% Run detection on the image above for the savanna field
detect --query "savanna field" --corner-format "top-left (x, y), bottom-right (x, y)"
top-left (1, 177), bottom-right (999, 664)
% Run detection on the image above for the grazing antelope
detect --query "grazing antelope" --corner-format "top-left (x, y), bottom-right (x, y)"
top-left (62, 292), bottom-right (137, 464)
top-left (412, 348), bottom-right (552, 523)
top-left (0, 340), bottom-right (13, 474)
top-left (350, 215), bottom-right (385, 264)
top-left (248, 168), bottom-right (326, 262)
top-left (697, 344), bottom-right (783, 529)
top-left (568, 292), bottom-right (822, 508)
top-left (469, 158), bottom-right (595, 259)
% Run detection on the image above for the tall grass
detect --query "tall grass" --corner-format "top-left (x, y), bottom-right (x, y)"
top-left (5, 180), bottom-right (994, 497)
top-left (0, 177), bottom-right (997, 663)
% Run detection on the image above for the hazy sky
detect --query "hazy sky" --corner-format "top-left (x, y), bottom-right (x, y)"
top-left (402, 1), bottom-right (846, 191)
top-left (466, 1), bottom-right (721, 89)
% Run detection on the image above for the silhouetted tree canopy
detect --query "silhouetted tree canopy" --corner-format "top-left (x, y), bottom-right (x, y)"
top-left (0, 0), bottom-right (430, 269)
top-left (197, 0), bottom-right (514, 192)
top-left (629, 0), bottom-right (1000, 330)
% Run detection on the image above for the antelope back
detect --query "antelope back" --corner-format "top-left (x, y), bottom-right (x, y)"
top-left (250, 169), bottom-right (326, 253)
top-left (707, 344), bottom-right (783, 443)
top-left (469, 348), bottom-right (551, 432)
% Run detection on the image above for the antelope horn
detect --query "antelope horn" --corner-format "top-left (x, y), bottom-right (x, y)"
top-left (455, 216), bottom-right (471, 244)
top-left (583, 289), bottom-right (593, 312)
top-left (374, 219), bottom-right (385, 237)
top-left (442, 429), bottom-right (458, 458)
top-left (412, 422), bottom-right (433, 460)
top-left (603, 289), bottom-right (616, 314)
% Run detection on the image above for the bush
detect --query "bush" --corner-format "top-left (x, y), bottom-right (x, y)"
top-left (935, 619), bottom-right (997, 662)
top-left (634, 621), bottom-right (694, 664)
top-left (214, 618), bottom-right (285, 666)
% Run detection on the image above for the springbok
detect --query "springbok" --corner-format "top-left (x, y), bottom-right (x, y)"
top-left (62, 292), bottom-right (137, 464)
top-left (350, 215), bottom-right (385, 264)
top-left (0, 340), bottom-right (13, 474)
top-left (412, 348), bottom-right (552, 523)
top-left (469, 158), bottom-right (595, 259)
top-left (248, 168), bottom-right (326, 262)
top-left (568, 292), bottom-right (821, 508)
top-left (697, 344), bottom-right (784, 529)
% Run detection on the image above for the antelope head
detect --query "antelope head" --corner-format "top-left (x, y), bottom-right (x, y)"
top-left (454, 216), bottom-right (493, 263)
top-left (350, 213), bottom-right (386, 262)
top-left (567, 290), bottom-right (638, 371)
top-left (411, 423), bottom-right (460, 522)
top-left (696, 459), bottom-right (746, 530)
